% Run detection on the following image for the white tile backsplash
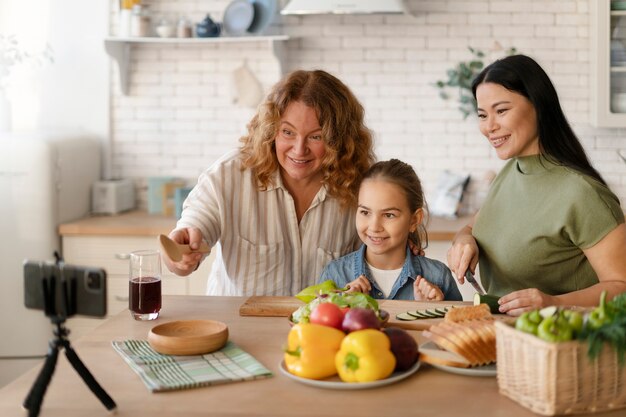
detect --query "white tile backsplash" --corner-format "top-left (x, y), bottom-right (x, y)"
top-left (108, 0), bottom-right (626, 211)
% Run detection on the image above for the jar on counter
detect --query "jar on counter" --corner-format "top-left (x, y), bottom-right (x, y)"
top-left (130, 4), bottom-right (152, 37)
top-left (177, 16), bottom-right (193, 38)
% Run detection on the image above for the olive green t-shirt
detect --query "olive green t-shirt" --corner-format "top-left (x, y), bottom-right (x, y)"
top-left (473, 155), bottom-right (623, 296)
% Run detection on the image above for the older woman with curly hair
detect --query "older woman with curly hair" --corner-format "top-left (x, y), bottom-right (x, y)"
top-left (164, 70), bottom-right (375, 296)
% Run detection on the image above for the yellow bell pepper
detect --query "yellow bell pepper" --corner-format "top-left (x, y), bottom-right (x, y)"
top-left (284, 323), bottom-right (345, 380)
top-left (335, 329), bottom-right (396, 383)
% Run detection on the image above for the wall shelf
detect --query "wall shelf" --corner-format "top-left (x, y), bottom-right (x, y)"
top-left (104, 35), bottom-right (290, 95)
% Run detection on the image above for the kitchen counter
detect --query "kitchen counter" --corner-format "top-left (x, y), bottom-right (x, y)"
top-left (58, 210), bottom-right (472, 241)
top-left (0, 296), bottom-right (622, 417)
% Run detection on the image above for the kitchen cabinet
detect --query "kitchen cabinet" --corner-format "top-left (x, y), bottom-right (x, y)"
top-left (59, 212), bottom-right (215, 340)
top-left (591, 0), bottom-right (626, 126)
top-left (104, 35), bottom-right (290, 95)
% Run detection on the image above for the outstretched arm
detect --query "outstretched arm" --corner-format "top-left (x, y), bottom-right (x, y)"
top-left (498, 223), bottom-right (626, 316)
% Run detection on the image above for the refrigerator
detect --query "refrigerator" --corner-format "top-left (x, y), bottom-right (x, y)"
top-left (0, 131), bottom-right (101, 386)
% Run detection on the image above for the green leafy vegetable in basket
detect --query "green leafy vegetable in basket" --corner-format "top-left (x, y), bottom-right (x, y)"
top-left (579, 291), bottom-right (626, 365)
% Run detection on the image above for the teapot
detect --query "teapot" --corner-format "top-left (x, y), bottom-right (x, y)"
top-left (196, 15), bottom-right (221, 38)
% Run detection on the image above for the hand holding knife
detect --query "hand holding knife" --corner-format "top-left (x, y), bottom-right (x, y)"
top-left (464, 270), bottom-right (485, 295)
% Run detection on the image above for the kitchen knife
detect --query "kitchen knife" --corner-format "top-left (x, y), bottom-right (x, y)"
top-left (464, 270), bottom-right (485, 295)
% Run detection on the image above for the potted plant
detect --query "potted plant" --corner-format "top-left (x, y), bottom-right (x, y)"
top-left (435, 46), bottom-right (517, 119)
top-left (0, 34), bottom-right (53, 130)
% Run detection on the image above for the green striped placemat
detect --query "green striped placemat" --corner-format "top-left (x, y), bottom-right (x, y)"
top-left (112, 340), bottom-right (273, 392)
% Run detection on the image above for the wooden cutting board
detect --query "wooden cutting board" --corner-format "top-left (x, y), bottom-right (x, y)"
top-left (239, 296), bottom-right (305, 317)
top-left (238, 296), bottom-right (476, 331)
top-left (380, 300), bottom-right (469, 331)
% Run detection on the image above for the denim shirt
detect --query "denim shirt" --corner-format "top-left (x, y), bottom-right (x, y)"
top-left (318, 244), bottom-right (462, 301)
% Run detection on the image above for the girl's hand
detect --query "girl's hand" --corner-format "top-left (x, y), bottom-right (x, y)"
top-left (413, 276), bottom-right (444, 301)
top-left (163, 227), bottom-right (206, 276)
top-left (497, 288), bottom-right (558, 316)
top-left (447, 233), bottom-right (479, 285)
top-left (346, 275), bottom-right (371, 294)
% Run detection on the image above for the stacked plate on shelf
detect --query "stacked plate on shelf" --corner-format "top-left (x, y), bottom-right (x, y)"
top-left (611, 40), bottom-right (626, 66)
top-left (222, 0), bottom-right (278, 36)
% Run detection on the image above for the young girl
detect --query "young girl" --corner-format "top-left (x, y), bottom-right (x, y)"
top-left (318, 159), bottom-right (462, 301)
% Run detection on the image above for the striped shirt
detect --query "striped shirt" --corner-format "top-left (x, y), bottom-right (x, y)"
top-left (177, 150), bottom-right (360, 296)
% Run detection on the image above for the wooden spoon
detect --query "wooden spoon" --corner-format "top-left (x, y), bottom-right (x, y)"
top-left (158, 234), bottom-right (210, 262)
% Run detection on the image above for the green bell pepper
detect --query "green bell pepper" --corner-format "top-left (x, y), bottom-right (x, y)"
top-left (537, 314), bottom-right (573, 343)
top-left (562, 309), bottom-right (584, 336)
top-left (587, 291), bottom-right (613, 330)
top-left (515, 310), bottom-right (542, 335)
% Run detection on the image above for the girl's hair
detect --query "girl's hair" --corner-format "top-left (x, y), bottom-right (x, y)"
top-left (471, 54), bottom-right (607, 186)
top-left (239, 69), bottom-right (375, 209)
top-left (361, 159), bottom-right (429, 252)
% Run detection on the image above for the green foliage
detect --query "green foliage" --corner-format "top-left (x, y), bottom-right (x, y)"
top-left (580, 292), bottom-right (626, 366)
top-left (435, 46), bottom-right (517, 119)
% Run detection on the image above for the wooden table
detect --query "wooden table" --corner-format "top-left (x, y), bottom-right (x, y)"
top-left (1, 296), bottom-right (623, 417)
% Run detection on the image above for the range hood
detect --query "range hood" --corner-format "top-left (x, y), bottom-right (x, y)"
top-left (280, 0), bottom-right (407, 15)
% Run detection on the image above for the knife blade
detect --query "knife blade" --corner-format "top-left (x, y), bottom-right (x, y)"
top-left (464, 270), bottom-right (485, 295)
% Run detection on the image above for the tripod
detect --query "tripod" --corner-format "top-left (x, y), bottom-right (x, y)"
top-left (22, 255), bottom-right (116, 417)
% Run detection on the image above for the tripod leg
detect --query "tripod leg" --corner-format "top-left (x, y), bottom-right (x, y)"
top-left (23, 344), bottom-right (59, 417)
top-left (63, 344), bottom-right (117, 411)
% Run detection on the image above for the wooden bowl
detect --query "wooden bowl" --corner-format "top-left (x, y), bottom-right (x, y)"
top-left (148, 320), bottom-right (229, 356)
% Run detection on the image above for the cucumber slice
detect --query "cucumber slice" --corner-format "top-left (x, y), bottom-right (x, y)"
top-left (473, 293), bottom-right (500, 314)
top-left (426, 308), bottom-right (445, 317)
top-left (396, 312), bottom-right (419, 321)
top-left (407, 310), bottom-right (425, 318)
top-left (434, 307), bottom-right (448, 315)
top-left (420, 309), bottom-right (441, 318)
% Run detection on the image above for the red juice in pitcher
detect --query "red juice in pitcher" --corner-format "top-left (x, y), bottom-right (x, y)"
top-left (129, 276), bottom-right (161, 315)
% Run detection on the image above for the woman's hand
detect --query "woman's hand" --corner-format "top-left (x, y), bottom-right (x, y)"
top-left (162, 227), bottom-right (206, 276)
top-left (447, 225), bottom-right (479, 285)
top-left (346, 275), bottom-right (371, 294)
top-left (497, 288), bottom-right (558, 316)
top-left (413, 276), bottom-right (444, 301)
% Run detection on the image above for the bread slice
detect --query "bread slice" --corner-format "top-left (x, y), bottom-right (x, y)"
top-left (420, 344), bottom-right (471, 368)
top-left (464, 319), bottom-right (496, 361)
top-left (444, 304), bottom-right (492, 323)
top-left (423, 314), bottom-right (497, 367)
top-left (437, 322), bottom-right (490, 365)
top-left (427, 324), bottom-right (484, 365)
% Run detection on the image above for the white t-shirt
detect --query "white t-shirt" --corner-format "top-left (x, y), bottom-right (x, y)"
top-left (366, 261), bottom-right (402, 298)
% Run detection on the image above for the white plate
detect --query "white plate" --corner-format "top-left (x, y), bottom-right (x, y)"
top-left (279, 359), bottom-right (421, 389)
top-left (420, 341), bottom-right (497, 377)
top-left (247, 0), bottom-right (277, 34)
top-left (223, 0), bottom-right (255, 35)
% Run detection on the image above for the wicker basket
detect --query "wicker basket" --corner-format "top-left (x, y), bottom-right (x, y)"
top-left (495, 321), bottom-right (626, 416)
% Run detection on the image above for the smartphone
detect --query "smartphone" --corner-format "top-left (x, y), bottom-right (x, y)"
top-left (23, 260), bottom-right (107, 318)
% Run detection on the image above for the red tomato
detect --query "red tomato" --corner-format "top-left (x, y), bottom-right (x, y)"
top-left (310, 303), bottom-right (344, 330)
